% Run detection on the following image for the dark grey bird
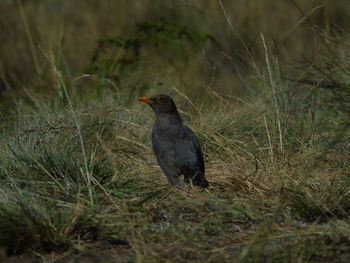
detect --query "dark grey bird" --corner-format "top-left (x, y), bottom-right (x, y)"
top-left (138, 94), bottom-right (208, 189)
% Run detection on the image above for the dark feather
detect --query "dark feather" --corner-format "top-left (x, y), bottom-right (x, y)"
top-left (140, 94), bottom-right (209, 188)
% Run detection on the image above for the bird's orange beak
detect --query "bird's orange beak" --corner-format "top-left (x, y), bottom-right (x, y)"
top-left (137, 97), bottom-right (154, 104)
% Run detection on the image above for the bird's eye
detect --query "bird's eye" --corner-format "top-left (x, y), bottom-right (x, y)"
top-left (157, 98), bottom-right (162, 102)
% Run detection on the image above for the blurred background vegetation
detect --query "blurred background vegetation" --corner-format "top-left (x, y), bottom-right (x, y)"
top-left (1, 0), bottom-right (350, 100)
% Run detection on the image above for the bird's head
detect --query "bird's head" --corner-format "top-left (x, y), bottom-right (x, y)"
top-left (137, 94), bottom-right (178, 116)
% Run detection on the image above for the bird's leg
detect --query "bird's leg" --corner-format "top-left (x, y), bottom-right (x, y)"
top-left (160, 182), bottom-right (174, 199)
top-left (165, 173), bottom-right (185, 190)
top-left (184, 175), bottom-right (195, 189)
top-left (188, 179), bottom-right (194, 189)
top-left (161, 181), bottom-right (185, 199)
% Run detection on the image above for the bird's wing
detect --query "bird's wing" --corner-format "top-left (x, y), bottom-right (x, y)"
top-left (152, 128), bottom-right (186, 187)
top-left (180, 125), bottom-right (205, 174)
top-left (151, 129), bottom-right (177, 171)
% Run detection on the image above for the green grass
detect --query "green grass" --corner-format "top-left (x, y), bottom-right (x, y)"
top-left (0, 63), bottom-right (349, 262)
top-left (1, 1), bottom-right (350, 262)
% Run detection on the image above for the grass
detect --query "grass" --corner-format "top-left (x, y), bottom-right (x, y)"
top-left (0, 64), bottom-right (349, 262)
top-left (1, 1), bottom-right (350, 262)
top-left (2, 0), bottom-right (350, 96)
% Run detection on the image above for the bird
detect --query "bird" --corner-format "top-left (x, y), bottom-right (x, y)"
top-left (138, 94), bottom-right (209, 189)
